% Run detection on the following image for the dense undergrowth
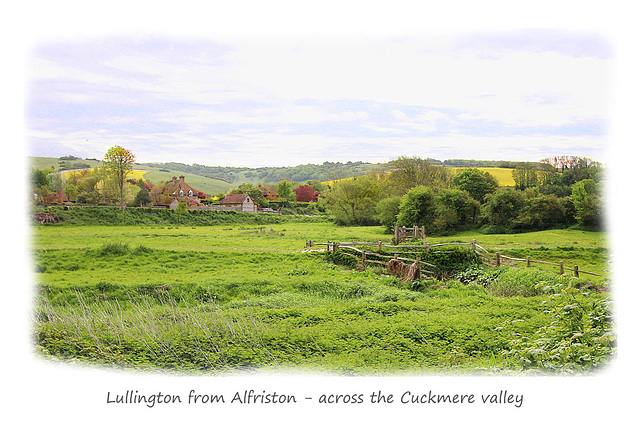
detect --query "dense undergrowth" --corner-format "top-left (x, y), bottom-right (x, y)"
top-left (35, 206), bottom-right (328, 226)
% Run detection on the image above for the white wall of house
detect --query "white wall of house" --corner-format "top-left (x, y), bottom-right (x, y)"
top-left (242, 197), bottom-right (258, 213)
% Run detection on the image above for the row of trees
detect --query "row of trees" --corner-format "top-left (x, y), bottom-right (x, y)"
top-left (143, 161), bottom-right (375, 184)
top-left (320, 156), bottom-right (604, 235)
top-left (31, 146), bottom-right (138, 210)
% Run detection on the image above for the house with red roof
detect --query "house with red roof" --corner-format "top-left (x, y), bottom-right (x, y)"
top-left (151, 176), bottom-right (203, 208)
top-left (218, 194), bottom-right (259, 213)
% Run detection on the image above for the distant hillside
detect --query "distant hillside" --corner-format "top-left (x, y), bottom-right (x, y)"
top-left (30, 156), bottom-right (529, 193)
top-left (29, 157), bottom-right (234, 196)
top-left (140, 161), bottom-right (378, 185)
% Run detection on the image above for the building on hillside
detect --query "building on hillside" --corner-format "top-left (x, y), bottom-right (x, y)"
top-left (151, 176), bottom-right (203, 208)
top-left (218, 194), bottom-right (259, 213)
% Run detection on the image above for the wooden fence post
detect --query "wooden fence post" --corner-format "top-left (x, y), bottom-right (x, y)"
top-left (426, 243), bottom-right (430, 253)
top-left (421, 226), bottom-right (426, 241)
top-left (496, 252), bottom-right (501, 267)
top-left (378, 240), bottom-right (382, 253)
top-left (416, 256), bottom-right (421, 279)
top-left (574, 265), bottom-right (579, 277)
top-left (526, 256), bottom-right (531, 268)
top-left (559, 261), bottom-right (564, 275)
top-left (335, 241), bottom-right (340, 253)
top-left (394, 226), bottom-right (399, 245)
top-left (471, 239), bottom-right (476, 252)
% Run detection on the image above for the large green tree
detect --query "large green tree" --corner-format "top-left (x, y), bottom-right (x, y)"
top-left (277, 180), bottom-right (295, 206)
top-left (571, 179), bottom-right (602, 229)
top-left (104, 145), bottom-right (136, 210)
top-left (451, 168), bottom-right (498, 202)
top-left (378, 156), bottom-right (452, 196)
top-left (396, 185), bottom-right (437, 229)
top-left (321, 176), bottom-right (382, 226)
top-left (481, 188), bottom-right (525, 230)
top-left (433, 189), bottom-right (480, 234)
top-left (375, 196), bottom-right (402, 233)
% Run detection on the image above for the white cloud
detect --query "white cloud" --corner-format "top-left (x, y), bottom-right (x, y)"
top-left (26, 32), bottom-right (612, 165)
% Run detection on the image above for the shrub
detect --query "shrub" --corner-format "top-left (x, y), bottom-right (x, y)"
top-left (504, 286), bottom-right (615, 373)
top-left (455, 265), bottom-right (503, 287)
top-left (98, 242), bottom-right (130, 256)
top-left (487, 268), bottom-right (560, 297)
top-left (422, 246), bottom-right (481, 279)
top-left (325, 251), bottom-right (358, 269)
top-left (375, 197), bottom-right (401, 233)
top-left (396, 186), bottom-right (436, 229)
top-left (433, 189), bottom-right (480, 234)
top-left (481, 188), bottom-right (525, 229)
top-left (513, 194), bottom-right (574, 231)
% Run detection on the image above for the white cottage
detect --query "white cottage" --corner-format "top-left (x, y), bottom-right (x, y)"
top-left (218, 194), bottom-right (259, 213)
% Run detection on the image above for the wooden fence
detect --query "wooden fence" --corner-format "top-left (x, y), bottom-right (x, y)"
top-left (305, 238), bottom-right (602, 279)
top-left (394, 225), bottom-right (426, 245)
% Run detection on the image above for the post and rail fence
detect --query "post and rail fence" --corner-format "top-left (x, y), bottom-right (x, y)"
top-left (305, 229), bottom-right (602, 280)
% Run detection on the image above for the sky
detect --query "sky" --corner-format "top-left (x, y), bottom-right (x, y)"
top-left (24, 30), bottom-right (613, 168)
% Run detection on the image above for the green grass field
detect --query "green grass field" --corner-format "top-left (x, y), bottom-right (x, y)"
top-left (32, 221), bottom-right (613, 374)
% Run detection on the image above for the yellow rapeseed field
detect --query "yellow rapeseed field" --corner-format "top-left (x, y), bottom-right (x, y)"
top-left (62, 169), bottom-right (148, 180)
top-left (322, 167), bottom-right (516, 187)
top-left (451, 167), bottom-right (515, 186)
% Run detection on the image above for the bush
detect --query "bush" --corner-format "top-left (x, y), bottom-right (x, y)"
top-left (396, 186), bottom-right (436, 229)
top-left (98, 242), bottom-right (130, 256)
top-left (504, 286), bottom-right (615, 373)
top-left (33, 206), bottom-right (329, 226)
top-left (513, 194), bottom-right (574, 231)
top-left (487, 268), bottom-right (562, 297)
top-left (375, 197), bottom-right (401, 233)
top-left (325, 251), bottom-right (358, 269)
top-left (479, 225), bottom-right (510, 235)
top-left (481, 188), bottom-right (525, 229)
top-left (422, 246), bottom-right (481, 278)
top-left (433, 189), bottom-right (480, 234)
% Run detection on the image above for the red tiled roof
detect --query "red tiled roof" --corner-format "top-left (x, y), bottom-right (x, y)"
top-left (220, 194), bottom-right (253, 205)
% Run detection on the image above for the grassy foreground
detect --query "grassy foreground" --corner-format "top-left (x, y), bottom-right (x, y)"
top-left (32, 221), bottom-right (614, 374)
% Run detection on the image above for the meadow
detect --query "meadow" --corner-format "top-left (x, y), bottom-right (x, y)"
top-left (32, 218), bottom-right (613, 374)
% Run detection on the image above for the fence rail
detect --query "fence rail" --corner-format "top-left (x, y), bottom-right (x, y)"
top-left (305, 237), bottom-right (602, 279)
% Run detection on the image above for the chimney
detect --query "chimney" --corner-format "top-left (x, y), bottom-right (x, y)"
top-left (171, 176), bottom-right (177, 185)
top-left (179, 176), bottom-right (185, 187)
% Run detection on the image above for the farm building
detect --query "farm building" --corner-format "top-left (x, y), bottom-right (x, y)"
top-left (151, 176), bottom-right (203, 208)
top-left (258, 185), bottom-right (280, 201)
top-left (218, 194), bottom-right (259, 213)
